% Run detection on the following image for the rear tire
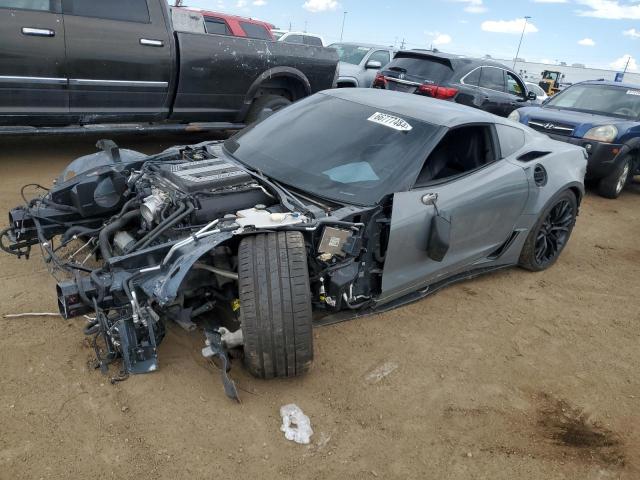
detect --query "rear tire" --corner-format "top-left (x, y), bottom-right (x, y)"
top-left (245, 95), bottom-right (291, 124)
top-left (238, 232), bottom-right (313, 379)
top-left (519, 190), bottom-right (577, 272)
top-left (598, 155), bottom-right (631, 199)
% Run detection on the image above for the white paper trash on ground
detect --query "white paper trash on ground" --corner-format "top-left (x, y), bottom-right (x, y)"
top-left (280, 404), bottom-right (313, 445)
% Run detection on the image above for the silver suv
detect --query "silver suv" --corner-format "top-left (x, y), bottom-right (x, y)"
top-left (330, 43), bottom-right (396, 88)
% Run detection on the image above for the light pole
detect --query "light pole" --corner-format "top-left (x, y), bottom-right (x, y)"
top-left (340, 11), bottom-right (347, 41)
top-left (513, 16), bottom-right (531, 69)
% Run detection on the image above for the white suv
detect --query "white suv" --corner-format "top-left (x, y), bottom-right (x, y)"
top-left (271, 30), bottom-right (325, 47)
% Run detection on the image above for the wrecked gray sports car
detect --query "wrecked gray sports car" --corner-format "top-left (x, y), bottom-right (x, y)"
top-left (2, 89), bottom-right (587, 399)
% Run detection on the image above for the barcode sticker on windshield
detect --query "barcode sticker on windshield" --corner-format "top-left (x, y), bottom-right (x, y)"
top-left (626, 90), bottom-right (640, 96)
top-left (367, 112), bottom-right (413, 132)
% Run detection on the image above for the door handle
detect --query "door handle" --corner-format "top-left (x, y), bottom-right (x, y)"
top-left (140, 38), bottom-right (164, 47)
top-left (22, 27), bottom-right (55, 37)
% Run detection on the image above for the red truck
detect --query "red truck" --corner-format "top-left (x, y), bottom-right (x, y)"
top-left (183, 8), bottom-right (276, 40)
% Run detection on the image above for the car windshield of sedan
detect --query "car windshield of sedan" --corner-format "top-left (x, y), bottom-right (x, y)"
top-left (223, 94), bottom-right (439, 205)
top-left (330, 43), bottom-right (371, 65)
top-left (545, 84), bottom-right (640, 119)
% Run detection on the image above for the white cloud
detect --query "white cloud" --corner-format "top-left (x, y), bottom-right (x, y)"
top-left (453, 0), bottom-right (487, 14)
top-left (481, 18), bottom-right (539, 34)
top-left (578, 37), bottom-right (595, 46)
top-left (533, 0), bottom-right (567, 3)
top-left (427, 31), bottom-right (452, 46)
top-left (236, 0), bottom-right (247, 7)
top-left (302, 0), bottom-right (339, 12)
top-left (577, 0), bottom-right (640, 20)
top-left (610, 54), bottom-right (638, 72)
top-left (253, 0), bottom-right (267, 5)
top-left (623, 28), bottom-right (640, 38)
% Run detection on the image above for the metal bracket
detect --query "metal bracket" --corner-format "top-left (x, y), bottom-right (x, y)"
top-left (202, 329), bottom-right (240, 402)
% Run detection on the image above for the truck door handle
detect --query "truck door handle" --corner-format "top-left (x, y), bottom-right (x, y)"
top-left (22, 27), bottom-right (55, 37)
top-left (140, 38), bottom-right (164, 47)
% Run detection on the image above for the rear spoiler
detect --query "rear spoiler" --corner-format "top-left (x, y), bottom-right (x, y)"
top-left (392, 50), bottom-right (454, 69)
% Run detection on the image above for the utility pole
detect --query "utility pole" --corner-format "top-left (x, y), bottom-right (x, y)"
top-left (513, 16), bottom-right (531, 69)
top-left (340, 11), bottom-right (347, 41)
top-left (400, 38), bottom-right (406, 50)
top-left (288, 21), bottom-right (292, 31)
top-left (304, 20), bottom-right (308, 33)
top-left (623, 55), bottom-right (631, 74)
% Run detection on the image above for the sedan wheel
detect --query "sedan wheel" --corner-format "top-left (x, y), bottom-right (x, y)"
top-left (519, 190), bottom-right (578, 271)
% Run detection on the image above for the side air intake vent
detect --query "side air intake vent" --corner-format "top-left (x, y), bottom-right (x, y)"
top-left (533, 164), bottom-right (548, 187)
top-left (517, 151), bottom-right (550, 162)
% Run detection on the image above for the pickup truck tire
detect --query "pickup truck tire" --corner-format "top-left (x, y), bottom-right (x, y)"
top-left (598, 155), bottom-right (631, 199)
top-left (245, 95), bottom-right (291, 123)
top-left (238, 231), bottom-right (313, 379)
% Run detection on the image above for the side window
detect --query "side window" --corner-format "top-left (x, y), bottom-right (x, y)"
top-left (0, 0), bottom-right (56, 11)
top-left (369, 50), bottom-right (391, 66)
top-left (204, 17), bottom-right (231, 36)
top-left (62, 0), bottom-right (149, 22)
top-left (506, 71), bottom-right (525, 97)
top-left (283, 34), bottom-right (303, 44)
top-left (239, 21), bottom-right (271, 40)
top-left (415, 125), bottom-right (496, 186)
top-left (463, 68), bottom-right (481, 86)
top-left (496, 124), bottom-right (525, 158)
top-left (479, 67), bottom-right (505, 92)
top-left (304, 35), bottom-right (323, 47)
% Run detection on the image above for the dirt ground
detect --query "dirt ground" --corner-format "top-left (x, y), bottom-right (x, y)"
top-left (0, 133), bottom-right (638, 480)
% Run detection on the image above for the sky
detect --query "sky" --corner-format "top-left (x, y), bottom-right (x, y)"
top-left (176, 0), bottom-right (640, 72)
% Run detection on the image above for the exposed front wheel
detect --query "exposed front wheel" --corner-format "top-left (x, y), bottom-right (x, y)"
top-left (238, 232), bottom-right (313, 379)
top-left (598, 155), bottom-right (631, 199)
top-left (519, 190), bottom-right (578, 272)
top-left (245, 95), bottom-right (291, 124)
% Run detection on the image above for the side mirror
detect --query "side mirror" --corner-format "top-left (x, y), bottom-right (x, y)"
top-left (365, 60), bottom-right (382, 70)
top-left (527, 91), bottom-right (537, 101)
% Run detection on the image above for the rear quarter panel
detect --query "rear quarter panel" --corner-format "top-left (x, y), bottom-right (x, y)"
top-left (508, 131), bottom-right (587, 215)
top-left (171, 32), bottom-right (338, 122)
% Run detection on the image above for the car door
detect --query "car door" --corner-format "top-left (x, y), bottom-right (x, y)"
top-left (362, 50), bottom-right (391, 87)
top-left (477, 66), bottom-right (510, 116)
top-left (61, 0), bottom-right (173, 123)
top-left (0, 0), bottom-right (68, 124)
top-left (504, 70), bottom-right (528, 115)
top-left (379, 124), bottom-right (529, 303)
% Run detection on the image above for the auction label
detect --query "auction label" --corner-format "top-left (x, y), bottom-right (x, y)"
top-left (367, 112), bottom-right (413, 131)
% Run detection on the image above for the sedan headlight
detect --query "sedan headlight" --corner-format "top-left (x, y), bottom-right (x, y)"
top-left (583, 125), bottom-right (618, 143)
top-left (508, 109), bottom-right (520, 122)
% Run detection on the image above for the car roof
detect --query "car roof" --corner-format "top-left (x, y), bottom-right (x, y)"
top-left (396, 49), bottom-right (513, 72)
top-left (579, 79), bottom-right (640, 89)
top-left (329, 42), bottom-right (393, 50)
top-left (280, 31), bottom-right (322, 37)
top-left (321, 88), bottom-right (497, 127)
top-left (186, 8), bottom-right (274, 28)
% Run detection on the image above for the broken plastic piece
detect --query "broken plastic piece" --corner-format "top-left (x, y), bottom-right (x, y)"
top-left (280, 404), bottom-right (313, 445)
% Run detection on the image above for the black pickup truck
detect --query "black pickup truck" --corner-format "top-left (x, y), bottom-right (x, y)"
top-left (0, 0), bottom-right (338, 135)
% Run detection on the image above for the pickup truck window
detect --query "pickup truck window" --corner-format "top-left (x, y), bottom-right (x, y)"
top-left (304, 35), bottom-right (322, 47)
top-left (62, 0), bottom-right (150, 23)
top-left (239, 21), bottom-right (271, 40)
top-left (204, 17), bottom-right (231, 36)
top-left (0, 0), bottom-right (55, 11)
top-left (369, 50), bottom-right (391, 66)
top-left (285, 34), bottom-right (304, 44)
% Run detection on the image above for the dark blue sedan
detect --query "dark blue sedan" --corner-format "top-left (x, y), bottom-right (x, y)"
top-left (510, 80), bottom-right (640, 198)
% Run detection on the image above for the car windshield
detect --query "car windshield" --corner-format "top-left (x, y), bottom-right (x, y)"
top-left (545, 84), bottom-right (640, 119)
top-left (223, 94), bottom-right (440, 205)
top-left (330, 43), bottom-right (371, 65)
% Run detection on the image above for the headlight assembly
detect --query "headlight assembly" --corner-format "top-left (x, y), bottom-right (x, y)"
top-left (508, 109), bottom-right (521, 122)
top-left (583, 125), bottom-right (618, 143)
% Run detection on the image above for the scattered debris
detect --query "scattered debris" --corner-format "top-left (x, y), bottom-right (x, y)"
top-left (280, 404), bottom-right (313, 445)
top-left (365, 361), bottom-right (398, 384)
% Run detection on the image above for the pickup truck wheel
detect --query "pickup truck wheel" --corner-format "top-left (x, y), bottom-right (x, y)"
top-left (238, 231), bottom-right (313, 379)
top-left (598, 155), bottom-right (631, 199)
top-left (245, 95), bottom-right (291, 123)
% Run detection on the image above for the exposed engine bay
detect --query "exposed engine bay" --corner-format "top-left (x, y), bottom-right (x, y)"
top-left (1, 141), bottom-right (390, 400)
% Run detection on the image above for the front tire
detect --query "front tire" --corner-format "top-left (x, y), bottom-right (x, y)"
top-left (519, 190), bottom-right (578, 272)
top-left (238, 232), bottom-right (313, 379)
top-left (598, 155), bottom-right (631, 199)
